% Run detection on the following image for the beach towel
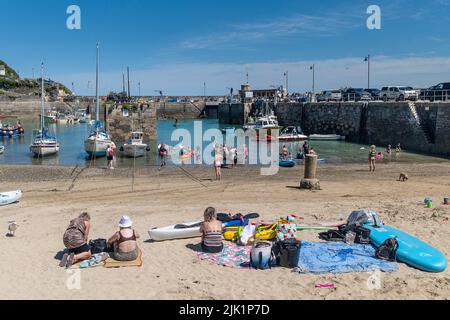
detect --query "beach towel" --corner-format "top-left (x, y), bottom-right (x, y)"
top-left (195, 242), bottom-right (251, 269)
top-left (294, 241), bottom-right (398, 274)
top-left (103, 249), bottom-right (143, 269)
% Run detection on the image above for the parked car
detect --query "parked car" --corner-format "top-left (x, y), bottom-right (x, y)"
top-left (379, 86), bottom-right (418, 101)
top-left (419, 82), bottom-right (450, 102)
top-left (317, 90), bottom-right (342, 102)
top-left (366, 89), bottom-right (381, 100)
top-left (342, 88), bottom-right (372, 101)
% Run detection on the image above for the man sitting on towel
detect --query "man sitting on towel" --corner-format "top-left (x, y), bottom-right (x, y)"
top-left (108, 215), bottom-right (141, 261)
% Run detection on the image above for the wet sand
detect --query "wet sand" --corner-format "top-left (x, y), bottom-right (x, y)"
top-left (0, 161), bottom-right (449, 300)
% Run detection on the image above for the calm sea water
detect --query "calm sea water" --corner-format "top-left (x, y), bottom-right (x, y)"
top-left (0, 118), bottom-right (448, 168)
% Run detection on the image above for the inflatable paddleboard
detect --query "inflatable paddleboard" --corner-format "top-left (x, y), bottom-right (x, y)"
top-left (365, 224), bottom-right (447, 273)
top-left (0, 190), bottom-right (23, 206)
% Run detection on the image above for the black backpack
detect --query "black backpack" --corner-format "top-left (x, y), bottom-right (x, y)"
top-left (89, 239), bottom-right (108, 254)
top-left (273, 239), bottom-right (301, 268)
top-left (375, 238), bottom-right (399, 262)
top-left (319, 225), bottom-right (371, 244)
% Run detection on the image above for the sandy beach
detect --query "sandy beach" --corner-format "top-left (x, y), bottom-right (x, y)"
top-left (0, 161), bottom-right (449, 300)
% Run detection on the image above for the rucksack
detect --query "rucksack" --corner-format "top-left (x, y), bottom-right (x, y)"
top-left (375, 238), bottom-right (399, 261)
top-left (250, 241), bottom-right (274, 270)
top-left (273, 238), bottom-right (301, 268)
top-left (89, 239), bottom-right (108, 254)
top-left (319, 225), bottom-right (371, 244)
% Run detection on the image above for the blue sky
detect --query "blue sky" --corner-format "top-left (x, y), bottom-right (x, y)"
top-left (1, 0), bottom-right (450, 95)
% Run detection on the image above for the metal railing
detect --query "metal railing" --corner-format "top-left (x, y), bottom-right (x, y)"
top-left (418, 90), bottom-right (450, 102)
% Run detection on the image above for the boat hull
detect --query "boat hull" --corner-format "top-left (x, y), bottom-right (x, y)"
top-left (279, 135), bottom-right (308, 141)
top-left (30, 144), bottom-right (60, 156)
top-left (309, 134), bottom-right (346, 141)
top-left (123, 144), bottom-right (149, 158)
top-left (84, 137), bottom-right (111, 158)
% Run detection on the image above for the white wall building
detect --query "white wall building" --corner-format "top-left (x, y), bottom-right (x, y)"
top-left (0, 65), bottom-right (6, 76)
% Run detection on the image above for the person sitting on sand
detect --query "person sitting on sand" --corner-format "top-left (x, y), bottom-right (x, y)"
top-left (369, 145), bottom-right (377, 172)
top-left (107, 215), bottom-right (140, 262)
top-left (61, 212), bottom-right (92, 268)
top-left (199, 207), bottom-right (224, 254)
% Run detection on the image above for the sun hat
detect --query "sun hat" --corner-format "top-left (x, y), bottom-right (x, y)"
top-left (118, 215), bottom-right (133, 228)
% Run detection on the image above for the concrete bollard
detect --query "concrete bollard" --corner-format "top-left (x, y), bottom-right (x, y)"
top-left (300, 154), bottom-right (321, 190)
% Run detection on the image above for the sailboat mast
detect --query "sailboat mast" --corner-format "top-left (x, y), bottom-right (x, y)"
top-left (95, 42), bottom-right (100, 123)
top-left (41, 62), bottom-right (45, 132)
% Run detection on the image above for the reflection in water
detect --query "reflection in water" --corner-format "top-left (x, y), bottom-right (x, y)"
top-left (0, 118), bottom-right (448, 168)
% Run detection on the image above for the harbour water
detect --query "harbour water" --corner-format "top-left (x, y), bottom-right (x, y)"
top-left (0, 118), bottom-right (448, 168)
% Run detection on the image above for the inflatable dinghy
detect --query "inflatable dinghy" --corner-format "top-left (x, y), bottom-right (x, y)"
top-left (0, 190), bottom-right (23, 206)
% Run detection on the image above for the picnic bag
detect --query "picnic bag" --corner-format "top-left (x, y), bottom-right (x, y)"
top-left (276, 218), bottom-right (297, 242)
top-left (250, 241), bottom-right (274, 270)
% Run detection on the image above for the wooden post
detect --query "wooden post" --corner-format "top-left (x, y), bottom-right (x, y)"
top-left (300, 154), bottom-right (321, 190)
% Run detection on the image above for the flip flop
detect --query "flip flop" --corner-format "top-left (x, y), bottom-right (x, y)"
top-left (244, 213), bottom-right (260, 220)
top-left (59, 253), bottom-right (69, 268)
top-left (66, 253), bottom-right (75, 269)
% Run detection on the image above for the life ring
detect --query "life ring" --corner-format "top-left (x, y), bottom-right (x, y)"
top-left (146, 146), bottom-right (151, 152)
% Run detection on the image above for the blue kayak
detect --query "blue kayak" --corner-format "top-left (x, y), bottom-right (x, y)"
top-left (365, 224), bottom-right (448, 273)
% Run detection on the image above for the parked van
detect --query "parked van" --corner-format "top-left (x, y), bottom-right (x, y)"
top-left (379, 86), bottom-right (418, 101)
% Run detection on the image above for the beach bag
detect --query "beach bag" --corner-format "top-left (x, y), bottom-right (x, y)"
top-left (375, 238), bottom-right (399, 262)
top-left (89, 239), bottom-right (108, 254)
top-left (250, 241), bottom-right (273, 270)
top-left (273, 238), bottom-right (301, 268)
top-left (276, 219), bottom-right (297, 242)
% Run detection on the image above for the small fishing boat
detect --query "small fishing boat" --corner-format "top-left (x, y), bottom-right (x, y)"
top-left (0, 190), bottom-right (23, 206)
top-left (309, 134), bottom-right (346, 141)
top-left (255, 115), bottom-right (280, 135)
top-left (30, 63), bottom-right (60, 157)
top-left (121, 132), bottom-right (150, 158)
top-left (278, 126), bottom-right (308, 141)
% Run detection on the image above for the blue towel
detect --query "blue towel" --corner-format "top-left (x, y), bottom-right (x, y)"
top-left (294, 241), bottom-right (398, 274)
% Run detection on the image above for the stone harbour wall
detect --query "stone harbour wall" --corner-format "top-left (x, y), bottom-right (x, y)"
top-left (107, 105), bottom-right (157, 143)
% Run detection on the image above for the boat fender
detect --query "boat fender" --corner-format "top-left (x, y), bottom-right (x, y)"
top-left (119, 146), bottom-right (124, 152)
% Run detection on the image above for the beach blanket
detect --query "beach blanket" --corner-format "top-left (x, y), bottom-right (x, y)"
top-left (195, 242), bottom-right (251, 269)
top-left (294, 241), bottom-right (398, 274)
top-left (104, 250), bottom-right (143, 269)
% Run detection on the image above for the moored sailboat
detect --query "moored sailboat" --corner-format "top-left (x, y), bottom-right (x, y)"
top-left (84, 42), bottom-right (113, 158)
top-left (30, 63), bottom-right (60, 157)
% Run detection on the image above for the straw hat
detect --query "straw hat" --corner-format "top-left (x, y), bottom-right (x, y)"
top-left (118, 215), bottom-right (133, 228)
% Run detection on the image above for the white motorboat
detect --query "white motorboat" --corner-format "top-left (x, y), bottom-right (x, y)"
top-left (255, 115), bottom-right (280, 135)
top-left (30, 63), bottom-right (60, 157)
top-left (0, 146), bottom-right (4, 154)
top-left (309, 134), bottom-right (346, 141)
top-left (121, 132), bottom-right (150, 158)
top-left (278, 126), bottom-right (308, 141)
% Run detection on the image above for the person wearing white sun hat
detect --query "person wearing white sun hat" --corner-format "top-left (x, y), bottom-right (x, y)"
top-left (107, 215), bottom-right (140, 261)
